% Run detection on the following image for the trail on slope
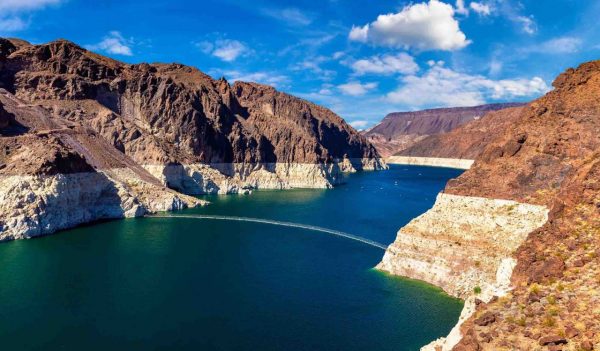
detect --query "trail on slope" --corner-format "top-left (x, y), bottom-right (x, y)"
top-left (148, 214), bottom-right (387, 250)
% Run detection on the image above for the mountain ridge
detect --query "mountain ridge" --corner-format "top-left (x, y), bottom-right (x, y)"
top-left (363, 103), bottom-right (524, 157)
top-left (0, 37), bottom-right (384, 241)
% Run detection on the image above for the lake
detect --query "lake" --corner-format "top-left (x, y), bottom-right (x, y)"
top-left (0, 165), bottom-right (464, 350)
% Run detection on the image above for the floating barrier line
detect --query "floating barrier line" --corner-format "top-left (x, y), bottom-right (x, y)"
top-left (147, 214), bottom-right (387, 250)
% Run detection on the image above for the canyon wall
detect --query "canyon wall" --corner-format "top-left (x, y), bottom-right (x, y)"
top-left (0, 37), bottom-right (384, 241)
top-left (379, 60), bottom-right (600, 350)
top-left (363, 103), bottom-right (523, 157)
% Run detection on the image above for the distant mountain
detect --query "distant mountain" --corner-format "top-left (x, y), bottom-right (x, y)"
top-left (362, 103), bottom-right (524, 157)
top-left (395, 105), bottom-right (525, 160)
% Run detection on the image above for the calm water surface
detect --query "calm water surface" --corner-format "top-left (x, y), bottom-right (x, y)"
top-left (0, 165), bottom-right (464, 350)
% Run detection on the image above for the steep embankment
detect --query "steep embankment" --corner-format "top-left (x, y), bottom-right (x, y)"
top-left (0, 90), bottom-right (203, 241)
top-left (0, 38), bottom-right (384, 194)
top-left (378, 60), bottom-right (600, 350)
top-left (0, 37), bottom-right (384, 241)
top-left (363, 103), bottom-right (523, 158)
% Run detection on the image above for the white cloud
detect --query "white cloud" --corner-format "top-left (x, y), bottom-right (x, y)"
top-left (525, 36), bottom-right (582, 54)
top-left (221, 70), bottom-right (289, 88)
top-left (86, 31), bottom-right (133, 56)
top-left (338, 81), bottom-right (378, 96)
top-left (197, 39), bottom-right (247, 62)
top-left (0, 0), bottom-right (61, 12)
top-left (0, 16), bottom-right (27, 32)
top-left (349, 52), bottom-right (419, 76)
top-left (349, 0), bottom-right (470, 51)
top-left (0, 0), bottom-right (62, 33)
top-left (292, 56), bottom-right (337, 80)
top-left (455, 0), bottom-right (469, 15)
top-left (386, 62), bottom-right (548, 108)
top-left (350, 120), bottom-right (369, 130)
top-left (262, 7), bottom-right (312, 26)
top-left (197, 39), bottom-right (248, 62)
top-left (515, 15), bottom-right (536, 34)
top-left (470, 2), bottom-right (491, 16)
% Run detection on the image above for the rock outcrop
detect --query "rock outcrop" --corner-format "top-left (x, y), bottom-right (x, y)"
top-left (379, 60), bottom-right (600, 350)
top-left (0, 37), bottom-right (384, 241)
top-left (0, 90), bottom-right (204, 241)
top-left (363, 103), bottom-right (523, 157)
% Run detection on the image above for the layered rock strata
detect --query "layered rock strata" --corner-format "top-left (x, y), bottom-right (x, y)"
top-left (386, 156), bottom-right (474, 170)
top-left (379, 60), bottom-right (600, 350)
top-left (0, 37), bottom-right (384, 241)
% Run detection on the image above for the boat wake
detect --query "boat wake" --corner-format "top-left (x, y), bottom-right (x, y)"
top-left (148, 214), bottom-right (387, 250)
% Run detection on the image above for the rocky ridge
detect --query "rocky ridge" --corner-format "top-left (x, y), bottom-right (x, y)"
top-left (363, 103), bottom-right (523, 158)
top-left (0, 37), bottom-right (384, 240)
top-left (379, 60), bottom-right (600, 350)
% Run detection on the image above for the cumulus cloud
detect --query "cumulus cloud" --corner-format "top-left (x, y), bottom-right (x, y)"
top-left (349, 53), bottom-right (419, 76)
top-left (197, 39), bottom-right (248, 62)
top-left (261, 7), bottom-right (312, 26)
top-left (338, 81), bottom-right (378, 96)
top-left (349, 0), bottom-right (470, 51)
top-left (470, 2), bottom-right (491, 15)
top-left (386, 62), bottom-right (548, 108)
top-left (86, 31), bottom-right (133, 56)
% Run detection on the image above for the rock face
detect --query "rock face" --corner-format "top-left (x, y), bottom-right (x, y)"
top-left (0, 90), bottom-right (204, 241)
top-left (379, 60), bottom-right (600, 350)
top-left (0, 37), bottom-right (384, 241)
top-left (377, 193), bottom-right (548, 299)
top-left (363, 103), bottom-right (523, 157)
top-left (395, 106), bottom-right (525, 161)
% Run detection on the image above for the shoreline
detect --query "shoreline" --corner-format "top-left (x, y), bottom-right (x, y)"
top-left (386, 156), bottom-right (474, 170)
top-left (376, 193), bottom-right (549, 350)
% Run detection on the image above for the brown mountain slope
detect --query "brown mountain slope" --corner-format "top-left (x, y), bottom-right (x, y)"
top-left (444, 61), bottom-right (600, 350)
top-left (363, 103), bottom-right (523, 157)
top-left (0, 89), bottom-right (203, 241)
top-left (396, 106), bottom-right (524, 160)
top-left (0, 37), bottom-right (384, 241)
top-left (0, 38), bottom-right (382, 168)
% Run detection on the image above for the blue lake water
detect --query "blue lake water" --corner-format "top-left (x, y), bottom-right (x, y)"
top-left (0, 165), bottom-right (464, 350)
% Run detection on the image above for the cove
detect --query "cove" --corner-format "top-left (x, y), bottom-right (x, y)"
top-left (0, 165), bottom-right (464, 351)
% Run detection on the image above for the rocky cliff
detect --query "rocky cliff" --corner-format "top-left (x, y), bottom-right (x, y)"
top-left (379, 60), bottom-right (600, 350)
top-left (0, 37), bottom-right (384, 240)
top-left (363, 103), bottom-right (523, 157)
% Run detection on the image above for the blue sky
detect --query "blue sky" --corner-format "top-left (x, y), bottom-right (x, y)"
top-left (1, 0), bottom-right (599, 129)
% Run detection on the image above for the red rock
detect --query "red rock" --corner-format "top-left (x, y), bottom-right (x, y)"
top-left (539, 335), bottom-right (567, 346)
top-left (474, 312), bottom-right (496, 326)
top-left (363, 103), bottom-right (523, 157)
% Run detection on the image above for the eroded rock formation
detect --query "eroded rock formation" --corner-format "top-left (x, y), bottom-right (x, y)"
top-left (379, 60), bottom-right (600, 350)
top-left (0, 37), bottom-right (384, 240)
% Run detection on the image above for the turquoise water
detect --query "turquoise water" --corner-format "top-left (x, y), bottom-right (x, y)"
top-left (0, 165), bottom-right (464, 350)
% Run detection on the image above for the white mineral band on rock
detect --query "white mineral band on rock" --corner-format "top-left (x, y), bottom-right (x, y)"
top-left (376, 193), bottom-right (549, 350)
top-left (386, 156), bottom-right (474, 170)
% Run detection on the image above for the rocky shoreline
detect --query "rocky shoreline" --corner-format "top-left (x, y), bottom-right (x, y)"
top-left (0, 37), bottom-right (386, 242)
top-left (386, 156), bottom-right (474, 170)
top-left (377, 193), bottom-right (549, 350)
